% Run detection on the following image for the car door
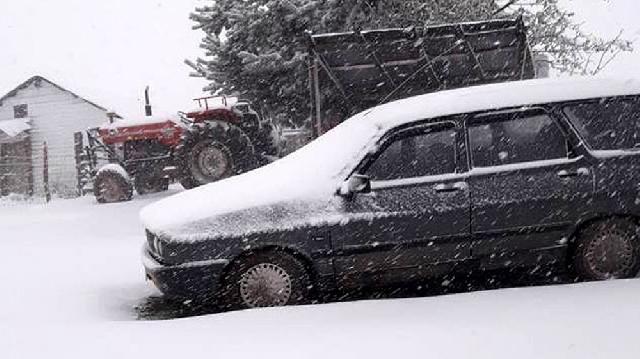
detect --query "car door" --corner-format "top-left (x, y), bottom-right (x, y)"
top-left (331, 120), bottom-right (472, 287)
top-left (465, 107), bottom-right (594, 268)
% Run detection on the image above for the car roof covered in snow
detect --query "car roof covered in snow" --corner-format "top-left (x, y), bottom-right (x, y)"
top-left (364, 76), bottom-right (640, 132)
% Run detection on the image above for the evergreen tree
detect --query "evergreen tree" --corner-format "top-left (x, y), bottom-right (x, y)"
top-left (188, 0), bottom-right (630, 126)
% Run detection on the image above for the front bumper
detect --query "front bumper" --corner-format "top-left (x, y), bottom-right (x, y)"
top-left (142, 246), bottom-right (230, 299)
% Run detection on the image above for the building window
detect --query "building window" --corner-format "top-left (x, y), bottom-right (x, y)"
top-left (13, 104), bottom-right (28, 119)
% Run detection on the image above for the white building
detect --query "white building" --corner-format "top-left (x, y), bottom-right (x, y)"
top-left (0, 76), bottom-right (112, 197)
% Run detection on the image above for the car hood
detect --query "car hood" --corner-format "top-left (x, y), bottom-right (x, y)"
top-left (139, 116), bottom-right (381, 240)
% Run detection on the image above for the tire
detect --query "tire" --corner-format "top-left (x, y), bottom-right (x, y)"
top-left (94, 167), bottom-right (133, 203)
top-left (219, 250), bottom-right (312, 310)
top-left (571, 218), bottom-right (640, 281)
top-left (135, 174), bottom-right (169, 195)
top-left (175, 121), bottom-right (257, 189)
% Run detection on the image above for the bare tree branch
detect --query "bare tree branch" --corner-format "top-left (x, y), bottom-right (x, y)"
top-left (592, 30), bottom-right (624, 74)
top-left (493, 0), bottom-right (519, 16)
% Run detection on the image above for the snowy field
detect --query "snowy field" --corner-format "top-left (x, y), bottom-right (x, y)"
top-left (1, 189), bottom-right (640, 358)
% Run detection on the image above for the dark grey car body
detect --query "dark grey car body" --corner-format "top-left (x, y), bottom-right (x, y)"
top-left (142, 78), bottom-right (640, 299)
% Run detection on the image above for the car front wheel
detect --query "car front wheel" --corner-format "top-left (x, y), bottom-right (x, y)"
top-left (219, 250), bottom-right (312, 310)
top-left (572, 218), bottom-right (640, 280)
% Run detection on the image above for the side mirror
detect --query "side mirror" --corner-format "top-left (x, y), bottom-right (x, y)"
top-left (338, 174), bottom-right (371, 197)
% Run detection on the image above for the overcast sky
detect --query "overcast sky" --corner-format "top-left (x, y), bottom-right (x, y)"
top-left (1, 0), bottom-right (639, 120)
top-left (0, 0), bottom-right (208, 119)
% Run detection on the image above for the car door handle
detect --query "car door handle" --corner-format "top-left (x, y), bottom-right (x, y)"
top-left (557, 168), bottom-right (590, 178)
top-left (557, 170), bottom-right (578, 178)
top-left (434, 182), bottom-right (467, 193)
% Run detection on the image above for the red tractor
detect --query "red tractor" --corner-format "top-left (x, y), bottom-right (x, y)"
top-left (85, 95), bottom-right (278, 203)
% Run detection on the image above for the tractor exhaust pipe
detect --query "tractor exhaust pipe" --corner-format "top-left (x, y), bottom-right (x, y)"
top-left (144, 86), bottom-right (152, 117)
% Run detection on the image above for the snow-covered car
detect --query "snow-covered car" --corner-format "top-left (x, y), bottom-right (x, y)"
top-left (140, 77), bottom-right (640, 310)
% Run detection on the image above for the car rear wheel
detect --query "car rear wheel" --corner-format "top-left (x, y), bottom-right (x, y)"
top-left (572, 218), bottom-right (640, 280)
top-left (219, 250), bottom-right (312, 310)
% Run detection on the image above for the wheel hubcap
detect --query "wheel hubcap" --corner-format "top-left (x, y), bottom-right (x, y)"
top-left (239, 263), bottom-right (292, 308)
top-left (585, 226), bottom-right (634, 279)
top-left (191, 143), bottom-right (231, 183)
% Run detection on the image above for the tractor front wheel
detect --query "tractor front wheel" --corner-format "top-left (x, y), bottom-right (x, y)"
top-left (176, 121), bottom-right (257, 189)
top-left (94, 165), bottom-right (133, 203)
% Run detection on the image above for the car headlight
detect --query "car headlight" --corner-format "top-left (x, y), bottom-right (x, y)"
top-left (153, 237), bottom-right (164, 257)
top-left (146, 230), bottom-right (164, 257)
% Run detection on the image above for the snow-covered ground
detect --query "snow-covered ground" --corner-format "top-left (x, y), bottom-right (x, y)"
top-left (1, 189), bottom-right (640, 358)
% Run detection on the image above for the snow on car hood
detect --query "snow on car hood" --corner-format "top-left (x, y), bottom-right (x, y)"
top-left (140, 114), bottom-right (382, 238)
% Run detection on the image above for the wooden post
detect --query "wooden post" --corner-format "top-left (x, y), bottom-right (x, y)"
top-left (43, 141), bottom-right (50, 202)
top-left (73, 132), bottom-right (84, 196)
top-left (312, 57), bottom-right (323, 137)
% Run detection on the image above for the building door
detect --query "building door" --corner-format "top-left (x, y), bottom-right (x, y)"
top-left (0, 138), bottom-right (33, 196)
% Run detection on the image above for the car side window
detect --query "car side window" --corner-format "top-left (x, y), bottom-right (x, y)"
top-left (563, 98), bottom-right (640, 151)
top-left (469, 110), bottom-right (567, 168)
top-left (366, 126), bottom-right (457, 181)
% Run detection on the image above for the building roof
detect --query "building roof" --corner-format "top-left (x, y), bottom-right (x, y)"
top-left (0, 118), bottom-right (30, 137)
top-left (0, 75), bottom-right (110, 113)
top-left (0, 119), bottom-right (30, 144)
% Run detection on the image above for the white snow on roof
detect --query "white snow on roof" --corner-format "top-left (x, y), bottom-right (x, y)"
top-left (366, 76), bottom-right (640, 131)
top-left (140, 76), bottom-right (640, 234)
top-left (0, 118), bottom-right (31, 137)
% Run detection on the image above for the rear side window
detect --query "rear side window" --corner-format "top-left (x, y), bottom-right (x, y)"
top-left (366, 126), bottom-right (457, 181)
top-left (563, 98), bottom-right (640, 151)
top-left (469, 111), bottom-right (567, 167)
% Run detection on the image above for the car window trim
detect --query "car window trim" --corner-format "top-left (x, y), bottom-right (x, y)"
top-left (371, 172), bottom-right (468, 191)
top-left (466, 155), bottom-right (584, 177)
top-left (466, 106), bottom-right (570, 169)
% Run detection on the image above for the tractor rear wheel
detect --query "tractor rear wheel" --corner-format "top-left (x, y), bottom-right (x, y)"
top-left (94, 166), bottom-right (133, 203)
top-left (176, 121), bottom-right (257, 189)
